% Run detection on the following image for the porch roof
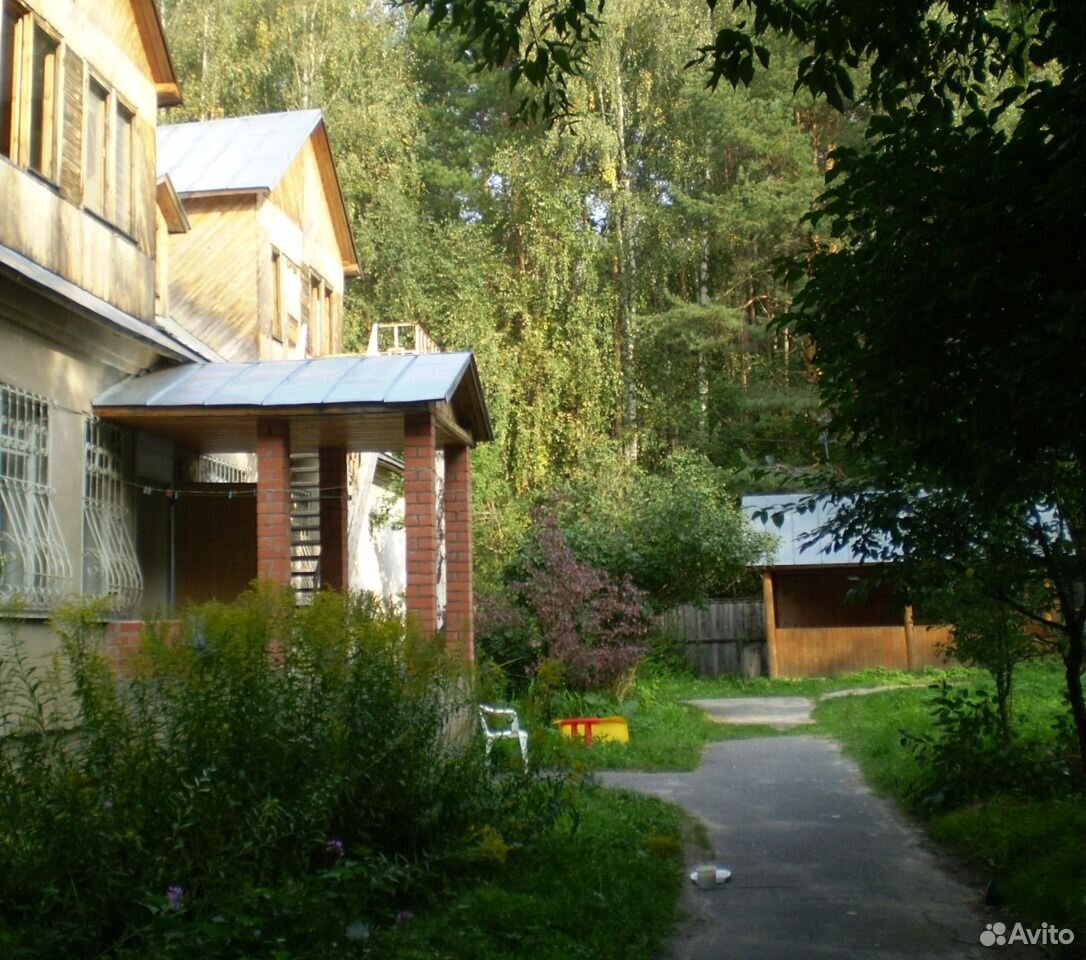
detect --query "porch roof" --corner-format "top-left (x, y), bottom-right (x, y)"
top-left (93, 353), bottom-right (493, 453)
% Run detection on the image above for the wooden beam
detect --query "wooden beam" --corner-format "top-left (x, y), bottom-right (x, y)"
top-left (434, 401), bottom-right (474, 448)
top-left (903, 605), bottom-right (917, 671)
top-left (762, 570), bottom-right (779, 678)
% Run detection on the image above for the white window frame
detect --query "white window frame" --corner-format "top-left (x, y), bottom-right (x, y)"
top-left (0, 382), bottom-right (72, 610)
top-left (82, 417), bottom-right (142, 613)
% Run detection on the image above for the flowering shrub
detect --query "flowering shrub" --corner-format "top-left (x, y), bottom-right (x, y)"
top-left (478, 510), bottom-right (651, 693)
top-left (0, 585), bottom-right (568, 959)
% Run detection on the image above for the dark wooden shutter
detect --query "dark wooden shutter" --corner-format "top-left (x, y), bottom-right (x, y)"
top-left (59, 46), bottom-right (82, 203)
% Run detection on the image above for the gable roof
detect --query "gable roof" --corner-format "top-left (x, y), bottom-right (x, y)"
top-left (157, 110), bottom-right (358, 277)
top-left (131, 0), bottom-right (181, 107)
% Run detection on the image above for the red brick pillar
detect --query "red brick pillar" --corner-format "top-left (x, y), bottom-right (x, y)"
top-left (444, 444), bottom-right (473, 661)
top-left (256, 420), bottom-right (292, 585)
top-left (319, 447), bottom-right (348, 591)
top-left (404, 413), bottom-right (438, 633)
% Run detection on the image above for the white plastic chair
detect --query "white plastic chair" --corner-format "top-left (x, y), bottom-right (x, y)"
top-left (478, 704), bottom-right (529, 769)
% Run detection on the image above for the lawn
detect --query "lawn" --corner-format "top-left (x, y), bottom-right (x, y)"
top-left (365, 785), bottom-right (687, 960)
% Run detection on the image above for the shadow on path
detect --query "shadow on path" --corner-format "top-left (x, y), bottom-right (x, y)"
top-left (600, 735), bottom-right (1046, 959)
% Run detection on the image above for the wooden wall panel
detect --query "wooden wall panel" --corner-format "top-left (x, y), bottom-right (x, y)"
top-left (82, 0), bottom-right (153, 80)
top-left (60, 46), bottom-right (83, 203)
top-left (0, 161), bottom-right (154, 319)
top-left (773, 568), bottom-right (901, 628)
top-left (771, 624), bottom-right (953, 677)
top-left (167, 196), bottom-right (261, 360)
top-left (133, 114), bottom-right (156, 256)
top-left (174, 484), bottom-right (257, 606)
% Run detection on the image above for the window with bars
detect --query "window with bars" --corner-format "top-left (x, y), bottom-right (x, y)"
top-left (0, 383), bottom-right (72, 609)
top-left (191, 454), bottom-right (256, 484)
top-left (82, 418), bottom-right (142, 612)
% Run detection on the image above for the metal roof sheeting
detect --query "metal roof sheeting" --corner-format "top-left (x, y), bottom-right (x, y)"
top-left (95, 353), bottom-right (478, 409)
top-left (157, 110), bottom-right (323, 195)
top-left (742, 494), bottom-right (862, 567)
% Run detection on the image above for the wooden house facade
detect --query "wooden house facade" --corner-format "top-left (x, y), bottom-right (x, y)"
top-left (156, 110), bottom-right (359, 363)
top-left (1, 6), bottom-right (489, 663)
top-left (0, 0), bottom-right (192, 659)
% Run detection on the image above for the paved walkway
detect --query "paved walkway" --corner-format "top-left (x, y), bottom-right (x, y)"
top-left (600, 734), bottom-right (1040, 959)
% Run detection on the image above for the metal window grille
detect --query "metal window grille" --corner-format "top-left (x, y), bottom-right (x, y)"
top-left (191, 454), bottom-right (256, 484)
top-left (82, 417), bottom-right (142, 612)
top-left (0, 382), bottom-right (72, 609)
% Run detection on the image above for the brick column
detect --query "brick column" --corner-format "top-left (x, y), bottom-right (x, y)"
top-left (319, 447), bottom-right (348, 591)
top-left (404, 413), bottom-right (438, 633)
top-left (256, 420), bottom-right (292, 585)
top-left (444, 444), bottom-right (473, 661)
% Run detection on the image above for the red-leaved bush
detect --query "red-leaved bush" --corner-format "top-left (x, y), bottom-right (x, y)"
top-left (507, 510), bottom-right (650, 692)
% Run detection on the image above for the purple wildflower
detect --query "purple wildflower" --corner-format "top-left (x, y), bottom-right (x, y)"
top-left (166, 885), bottom-right (184, 912)
top-left (395, 910), bottom-right (415, 925)
top-left (102, 798), bottom-right (114, 811)
top-left (326, 838), bottom-right (346, 863)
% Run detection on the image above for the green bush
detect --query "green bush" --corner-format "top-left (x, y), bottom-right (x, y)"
top-left (556, 448), bottom-right (774, 608)
top-left (900, 679), bottom-right (1083, 810)
top-left (0, 585), bottom-right (568, 959)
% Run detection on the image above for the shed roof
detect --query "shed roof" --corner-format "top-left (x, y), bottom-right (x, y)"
top-left (742, 494), bottom-right (863, 567)
top-left (94, 353), bottom-right (493, 453)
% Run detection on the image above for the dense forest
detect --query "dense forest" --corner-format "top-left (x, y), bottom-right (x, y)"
top-left (159, 0), bottom-right (853, 582)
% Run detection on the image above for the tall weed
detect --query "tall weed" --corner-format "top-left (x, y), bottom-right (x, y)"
top-left (0, 585), bottom-right (565, 959)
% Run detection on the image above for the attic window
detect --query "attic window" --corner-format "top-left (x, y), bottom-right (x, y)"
top-left (1, 2), bottom-right (60, 182)
top-left (271, 248), bottom-right (303, 350)
top-left (84, 77), bottom-right (108, 213)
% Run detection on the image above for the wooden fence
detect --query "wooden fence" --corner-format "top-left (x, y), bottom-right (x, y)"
top-left (663, 600), bottom-right (766, 678)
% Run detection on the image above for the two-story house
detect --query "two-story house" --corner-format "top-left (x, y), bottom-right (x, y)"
top-left (1, 4), bottom-right (489, 663)
top-left (0, 0), bottom-right (192, 656)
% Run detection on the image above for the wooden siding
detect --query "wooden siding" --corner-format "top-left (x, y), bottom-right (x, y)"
top-left (0, 0), bottom-right (159, 318)
top-left (166, 195), bottom-right (261, 361)
top-left (771, 624), bottom-right (953, 677)
top-left (81, 0), bottom-right (153, 90)
top-left (0, 161), bottom-right (154, 318)
top-left (270, 139), bottom-right (344, 288)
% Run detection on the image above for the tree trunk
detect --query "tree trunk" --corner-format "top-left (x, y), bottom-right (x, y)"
top-left (1063, 622), bottom-right (1086, 792)
top-left (612, 66), bottom-right (638, 459)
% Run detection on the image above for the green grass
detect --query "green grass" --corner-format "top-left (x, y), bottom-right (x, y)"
top-left (523, 664), bottom-right (978, 774)
top-left (366, 785), bottom-right (686, 960)
top-left (518, 659), bottom-right (1083, 935)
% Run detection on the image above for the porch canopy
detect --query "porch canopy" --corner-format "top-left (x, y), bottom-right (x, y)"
top-left (93, 352), bottom-right (492, 453)
top-left (94, 353), bottom-right (492, 658)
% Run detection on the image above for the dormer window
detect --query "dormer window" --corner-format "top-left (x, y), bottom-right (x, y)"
top-left (1, 1), bottom-right (60, 182)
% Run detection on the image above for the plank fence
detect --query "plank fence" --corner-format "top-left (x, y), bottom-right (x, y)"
top-left (663, 600), bottom-right (767, 678)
